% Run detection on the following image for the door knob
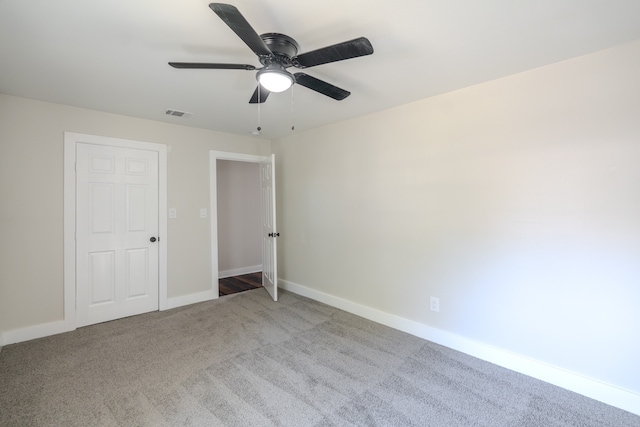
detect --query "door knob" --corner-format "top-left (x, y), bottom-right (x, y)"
top-left (150, 237), bottom-right (157, 242)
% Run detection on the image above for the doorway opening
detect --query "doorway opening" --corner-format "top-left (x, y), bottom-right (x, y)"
top-left (216, 159), bottom-right (262, 297)
top-left (209, 151), bottom-right (278, 301)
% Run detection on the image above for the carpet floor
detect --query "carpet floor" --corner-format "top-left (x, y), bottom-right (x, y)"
top-left (0, 289), bottom-right (638, 426)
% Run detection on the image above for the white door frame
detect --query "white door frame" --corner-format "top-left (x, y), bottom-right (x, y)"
top-left (64, 132), bottom-right (168, 332)
top-left (209, 151), bottom-right (268, 296)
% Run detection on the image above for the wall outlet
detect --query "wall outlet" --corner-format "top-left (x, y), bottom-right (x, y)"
top-left (430, 296), bottom-right (440, 313)
top-left (200, 208), bottom-right (207, 219)
top-left (169, 208), bottom-right (177, 219)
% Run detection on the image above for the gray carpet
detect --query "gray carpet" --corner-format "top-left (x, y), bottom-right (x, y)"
top-left (0, 289), bottom-right (638, 426)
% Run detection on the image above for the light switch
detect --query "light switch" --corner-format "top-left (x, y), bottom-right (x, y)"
top-left (169, 208), bottom-right (177, 219)
top-left (200, 208), bottom-right (207, 219)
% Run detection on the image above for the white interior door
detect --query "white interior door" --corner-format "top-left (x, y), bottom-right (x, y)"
top-left (261, 154), bottom-right (278, 301)
top-left (76, 143), bottom-right (159, 327)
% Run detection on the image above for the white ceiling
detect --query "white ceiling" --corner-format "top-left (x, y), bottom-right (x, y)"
top-left (2, 0), bottom-right (640, 139)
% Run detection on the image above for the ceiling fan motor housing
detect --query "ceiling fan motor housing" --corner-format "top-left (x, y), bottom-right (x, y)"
top-left (259, 33), bottom-right (300, 66)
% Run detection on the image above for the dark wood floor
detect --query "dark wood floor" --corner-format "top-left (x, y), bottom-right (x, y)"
top-left (219, 272), bottom-right (262, 296)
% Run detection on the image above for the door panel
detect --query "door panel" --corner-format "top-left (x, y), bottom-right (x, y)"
top-left (126, 185), bottom-right (148, 231)
top-left (261, 154), bottom-right (277, 301)
top-left (76, 143), bottom-right (159, 327)
top-left (89, 251), bottom-right (115, 304)
top-left (90, 183), bottom-right (115, 234)
top-left (126, 248), bottom-right (150, 298)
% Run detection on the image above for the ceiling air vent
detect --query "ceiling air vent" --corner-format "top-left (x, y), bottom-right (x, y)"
top-left (165, 109), bottom-right (193, 118)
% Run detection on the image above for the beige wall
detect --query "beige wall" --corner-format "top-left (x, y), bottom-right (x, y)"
top-left (272, 41), bottom-right (640, 393)
top-left (216, 160), bottom-right (261, 274)
top-left (0, 94), bottom-right (270, 334)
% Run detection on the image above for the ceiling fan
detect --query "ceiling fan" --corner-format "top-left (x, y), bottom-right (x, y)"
top-left (169, 3), bottom-right (374, 104)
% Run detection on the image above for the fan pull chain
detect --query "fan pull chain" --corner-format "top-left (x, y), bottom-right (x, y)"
top-left (290, 84), bottom-right (295, 131)
top-left (256, 83), bottom-right (262, 133)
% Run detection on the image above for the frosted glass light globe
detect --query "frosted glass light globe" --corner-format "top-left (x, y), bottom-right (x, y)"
top-left (257, 67), bottom-right (293, 92)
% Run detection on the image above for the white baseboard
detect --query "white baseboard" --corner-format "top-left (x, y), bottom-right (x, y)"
top-left (165, 289), bottom-right (217, 310)
top-left (279, 279), bottom-right (640, 417)
top-left (218, 265), bottom-right (262, 279)
top-left (1, 320), bottom-right (68, 346)
top-left (2, 290), bottom-right (217, 346)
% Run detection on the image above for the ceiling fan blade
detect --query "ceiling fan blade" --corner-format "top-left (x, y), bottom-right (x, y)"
top-left (209, 3), bottom-right (272, 57)
top-left (249, 85), bottom-right (270, 104)
top-left (169, 62), bottom-right (256, 70)
top-left (294, 73), bottom-right (350, 100)
top-left (293, 37), bottom-right (373, 68)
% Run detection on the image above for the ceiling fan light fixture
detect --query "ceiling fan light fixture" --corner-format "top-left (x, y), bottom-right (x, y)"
top-left (257, 65), bottom-right (294, 93)
top-left (171, 5), bottom-right (374, 104)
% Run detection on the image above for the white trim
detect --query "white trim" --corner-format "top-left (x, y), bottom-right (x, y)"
top-left (2, 287), bottom-right (214, 345)
top-left (63, 137), bottom-right (77, 332)
top-left (2, 321), bottom-right (67, 346)
top-left (219, 265), bottom-right (262, 279)
top-left (158, 143), bottom-right (168, 311)
top-left (279, 279), bottom-right (640, 417)
top-left (209, 151), bottom-right (268, 298)
top-left (165, 289), bottom-right (217, 310)
top-left (63, 132), bottom-right (168, 334)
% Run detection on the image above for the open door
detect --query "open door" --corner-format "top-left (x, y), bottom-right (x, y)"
top-left (261, 154), bottom-right (278, 301)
